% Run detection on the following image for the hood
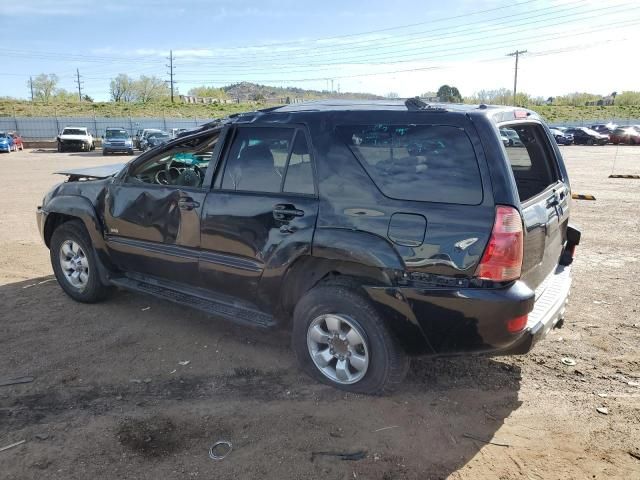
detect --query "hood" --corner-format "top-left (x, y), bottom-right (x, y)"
top-left (59, 134), bottom-right (91, 141)
top-left (55, 163), bottom-right (125, 179)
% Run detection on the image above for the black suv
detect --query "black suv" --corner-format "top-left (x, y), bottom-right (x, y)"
top-left (37, 100), bottom-right (580, 394)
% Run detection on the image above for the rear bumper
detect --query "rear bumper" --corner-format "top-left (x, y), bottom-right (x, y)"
top-left (499, 264), bottom-right (571, 355)
top-left (364, 264), bottom-right (572, 356)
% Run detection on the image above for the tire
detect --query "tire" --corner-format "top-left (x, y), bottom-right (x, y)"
top-left (128, 149), bottom-right (134, 155)
top-left (587, 139), bottom-right (594, 145)
top-left (50, 220), bottom-right (110, 303)
top-left (292, 284), bottom-right (409, 394)
top-left (57, 142), bottom-right (64, 153)
top-left (102, 149), bottom-right (108, 156)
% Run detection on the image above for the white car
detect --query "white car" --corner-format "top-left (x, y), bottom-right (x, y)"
top-left (57, 127), bottom-right (95, 152)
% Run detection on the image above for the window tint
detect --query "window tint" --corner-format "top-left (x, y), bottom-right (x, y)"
top-left (222, 127), bottom-right (293, 192)
top-left (127, 132), bottom-right (219, 188)
top-left (501, 124), bottom-right (558, 201)
top-left (337, 124), bottom-right (482, 204)
top-left (221, 127), bottom-right (314, 195)
top-left (283, 132), bottom-right (314, 194)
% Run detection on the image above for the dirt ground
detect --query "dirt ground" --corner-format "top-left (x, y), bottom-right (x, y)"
top-left (0, 146), bottom-right (638, 479)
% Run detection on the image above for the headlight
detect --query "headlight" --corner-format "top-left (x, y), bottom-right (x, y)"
top-left (125, 140), bottom-right (133, 146)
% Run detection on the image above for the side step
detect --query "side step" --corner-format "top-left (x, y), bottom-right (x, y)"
top-left (111, 277), bottom-right (275, 328)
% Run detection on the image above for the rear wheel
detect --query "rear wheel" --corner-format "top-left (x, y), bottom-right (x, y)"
top-left (292, 284), bottom-right (408, 394)
top-left (50, 220), bottom-right (110, 303)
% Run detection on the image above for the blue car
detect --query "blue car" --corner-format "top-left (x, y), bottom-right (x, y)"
top-left (0, 132), bottom-right (15, 153)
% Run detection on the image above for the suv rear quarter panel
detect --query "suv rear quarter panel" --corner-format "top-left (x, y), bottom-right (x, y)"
top-left (308, 111), bottom-right (496, 278)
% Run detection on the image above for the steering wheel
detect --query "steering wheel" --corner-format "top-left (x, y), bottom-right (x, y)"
top-left (164, 157), bottom-right (203, 186)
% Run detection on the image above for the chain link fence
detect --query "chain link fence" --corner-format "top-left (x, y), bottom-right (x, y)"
top-left (3, 116), bottom-right (640, 140)
top-left (0, 116), bottom-right (211, 140)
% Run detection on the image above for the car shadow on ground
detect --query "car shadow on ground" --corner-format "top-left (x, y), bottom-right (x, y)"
top-left (0, 275), bottom-right (522, 479)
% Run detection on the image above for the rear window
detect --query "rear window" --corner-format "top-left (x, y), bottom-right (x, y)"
top-left (500, 124), bottom-right (558, 202)
top-left (336, 124), bottom-right (483, 204)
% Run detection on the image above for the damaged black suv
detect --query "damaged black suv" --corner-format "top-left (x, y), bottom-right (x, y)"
top-left (37, 100), bottom-right (580, 394)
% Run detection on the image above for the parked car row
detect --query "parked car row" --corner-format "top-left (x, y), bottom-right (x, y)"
top-left (0, 132), bottom-right (24, 153)
top-left (549, 124), bottom-right (640, 145)
top-left (134, 128), bottom-right (186, 151)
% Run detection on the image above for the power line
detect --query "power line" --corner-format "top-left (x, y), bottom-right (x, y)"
top-left (175, 4), bottom-right (634, 71)
top-left (172, 18), bottom-right (640, 83)
top-left (507, 50), bottom-right (527, 105)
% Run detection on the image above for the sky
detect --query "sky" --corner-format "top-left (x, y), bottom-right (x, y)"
top-left (1, 0), bottom-right (639, 101)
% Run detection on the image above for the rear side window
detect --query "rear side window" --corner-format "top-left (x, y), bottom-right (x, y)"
top-left (500, 124), bottom-right (558, 202)
top-left (336, 124), bottom-right (482, 204)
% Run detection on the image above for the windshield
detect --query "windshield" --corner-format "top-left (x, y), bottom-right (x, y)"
top-left (149, 133), bottom-right (169, 139)
top-left (581, 128), bottom-right (600, 135)
top-left (62, 128), bottom-right (87, 135)
top-left (106, 129), bottom-right (128, 139)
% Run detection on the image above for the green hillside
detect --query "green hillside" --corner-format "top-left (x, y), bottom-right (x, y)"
top-left (1, 99), bottom-right (639, 123)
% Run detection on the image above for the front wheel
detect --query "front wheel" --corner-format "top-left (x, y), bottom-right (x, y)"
top-left (292, 284), bottom-right (408, 394)
top-left (50, 220), bottom-right (110, 303)
top-left (57, 142), bottom-right (64, 152)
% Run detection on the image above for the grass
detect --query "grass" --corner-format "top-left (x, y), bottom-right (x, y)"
top-left (0, 100), bottom-right (277, 119)
top-left (2, 100), bottom-right (640, 123)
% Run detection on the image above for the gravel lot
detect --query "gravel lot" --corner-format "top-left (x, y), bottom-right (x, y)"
top-left (1, 146), bottom-right (639, 479)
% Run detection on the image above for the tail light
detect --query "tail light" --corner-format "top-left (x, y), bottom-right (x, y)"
top-left (476, 206), bottom-right (524, 282)
top-left (507, 314), bottom-right (528, 333)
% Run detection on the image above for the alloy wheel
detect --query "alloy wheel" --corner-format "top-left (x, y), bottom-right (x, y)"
top-left (59, 240), bottom-right (90, 290)
top-left (307, 314), bottom-right (369, 385)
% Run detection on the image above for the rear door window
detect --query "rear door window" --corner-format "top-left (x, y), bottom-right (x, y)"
top-left (336, 124), bottom-right (482, 205)
top-left (220, 127), bottom-right (315, 195)
top-left (500, 124), bottom-right (559, 202)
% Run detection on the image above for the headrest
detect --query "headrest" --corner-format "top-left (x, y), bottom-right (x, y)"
top-left (238, 143), bottom-right (274, 168)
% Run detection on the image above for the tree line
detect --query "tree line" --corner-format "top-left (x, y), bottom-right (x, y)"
top-left (24, 74), bottom-right (640, 106)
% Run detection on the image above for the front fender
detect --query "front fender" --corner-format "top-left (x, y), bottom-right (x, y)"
top-left (43, 195), bottom-right (106, 251)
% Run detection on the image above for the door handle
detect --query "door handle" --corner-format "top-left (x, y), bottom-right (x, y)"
top-left (178, 197), bottom-right (200, 210)
top-left (273, 203), bottom-right (304, 220)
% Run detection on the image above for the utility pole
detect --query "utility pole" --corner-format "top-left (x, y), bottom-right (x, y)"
top-left (507, 50), bottom-right (526, 106)
top-left (75, 68), bottom-right (83, 102)
top-left (166, 50), bottom-right (175, 103)
top-left (29, 76), bottom-right (34, 101)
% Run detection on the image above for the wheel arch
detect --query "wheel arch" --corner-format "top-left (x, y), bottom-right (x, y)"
top-left (43, 195), bottom-right (107, 252)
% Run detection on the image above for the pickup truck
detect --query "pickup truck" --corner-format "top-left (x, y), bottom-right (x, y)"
top-left (57, 127), bottom-right (95, 152)
top-left (37, 100), bottom-right (580, 394)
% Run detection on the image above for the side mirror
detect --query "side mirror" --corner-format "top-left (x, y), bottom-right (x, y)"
top-left (101, 135), bottom-right (104, 139)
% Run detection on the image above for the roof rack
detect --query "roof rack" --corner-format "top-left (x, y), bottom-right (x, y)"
top-left (405, 97), bottom-right (447, 112)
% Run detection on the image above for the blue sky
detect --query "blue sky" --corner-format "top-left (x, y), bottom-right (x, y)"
top-left (1, 0), bottom-right (639, 101)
